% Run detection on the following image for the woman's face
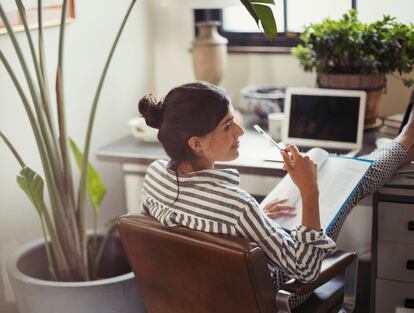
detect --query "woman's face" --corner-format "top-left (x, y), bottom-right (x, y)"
top-left (199, 106), bottom-right (245, 163)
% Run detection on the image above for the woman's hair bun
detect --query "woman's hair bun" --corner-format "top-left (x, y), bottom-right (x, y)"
top-left (138, 95), bottom-right (164, 129)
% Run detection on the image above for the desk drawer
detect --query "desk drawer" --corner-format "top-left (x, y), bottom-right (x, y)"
top-left (378, 202), bottom-right (414, 244)
top-left (378, 242), bottom-right (414, 283)
top-left (375, 279), bottom-right (414, 313)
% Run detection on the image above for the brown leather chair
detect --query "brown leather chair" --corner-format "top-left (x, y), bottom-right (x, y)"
top-left (118, 214), bottom-right (358, 313)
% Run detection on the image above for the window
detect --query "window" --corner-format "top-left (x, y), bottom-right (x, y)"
top-left (194, 0), bottom-right (414, 50)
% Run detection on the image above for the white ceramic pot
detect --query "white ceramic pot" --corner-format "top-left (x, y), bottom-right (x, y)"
top-left (6, 237), bottom-right (146, 313)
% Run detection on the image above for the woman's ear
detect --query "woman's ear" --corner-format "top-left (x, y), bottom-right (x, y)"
top-left (187, 136), bottom-right (203, 154)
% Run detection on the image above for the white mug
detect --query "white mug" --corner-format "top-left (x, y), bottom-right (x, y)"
top-left (268, 112), bottom-right (285, 141)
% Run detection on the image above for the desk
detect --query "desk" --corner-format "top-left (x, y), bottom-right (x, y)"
top-left (97, 131), bottom-right (286, 176)
top-left (97, 129), bottom-right (380, 208)
top-left (97, 129), bottom-right (381, 253)
top-left (97, 129), bottom-right (379, 210)
top-left (97, 131), bottom-right (286, 211)
top-left (98, 128), bottom-right (379, 173)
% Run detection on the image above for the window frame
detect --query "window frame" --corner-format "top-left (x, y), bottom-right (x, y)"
top-left (195, 0), bottom-right (357, 49)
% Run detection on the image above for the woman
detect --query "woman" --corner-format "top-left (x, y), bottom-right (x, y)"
top-left (138, 82), bottom-right (414, 308)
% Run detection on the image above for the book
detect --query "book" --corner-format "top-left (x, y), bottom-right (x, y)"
top-left (384, 113), bottom-right (404, 129)
top-left (379, 125), bottom-right (399, 136)
top-left (259, 148), bottom-right (372, 233)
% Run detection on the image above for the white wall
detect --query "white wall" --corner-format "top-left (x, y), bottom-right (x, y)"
top-left (0, 0), bottom-right (152, 310)
top-left (151, 4), bottom-right (414, 117)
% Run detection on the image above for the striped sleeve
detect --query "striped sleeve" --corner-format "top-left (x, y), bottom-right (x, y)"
top-left (235, 197), bottom-right (336, 282)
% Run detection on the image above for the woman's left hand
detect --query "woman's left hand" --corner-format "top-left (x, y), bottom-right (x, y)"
top-left (262, 198), bottom-right (296, 219)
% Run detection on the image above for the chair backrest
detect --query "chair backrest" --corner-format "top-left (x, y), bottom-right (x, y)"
top-left (118, 214), bottom-right (276, 313)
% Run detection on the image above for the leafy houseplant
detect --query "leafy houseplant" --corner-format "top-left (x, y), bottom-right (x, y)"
top-left (0, 0), bottom-right (136, 282)
top-left (292, 10), bottom-right (414, 127)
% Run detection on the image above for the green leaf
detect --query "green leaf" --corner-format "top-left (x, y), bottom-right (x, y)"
top-left (403, 78), bottom-right (414, 87)
top-left (252, 3), bottom-right (277, 39)
top-left (69, 138), bottom-right (106, 214)
top-left (16, 167), bottom-right (47, 215)
top-left (240, 0), bottom-right (259, 24)
top-left (240, 0), bottom-right (277, 40)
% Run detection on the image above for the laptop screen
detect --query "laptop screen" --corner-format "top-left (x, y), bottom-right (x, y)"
top-left (288, 94), bottom-right (361, 143)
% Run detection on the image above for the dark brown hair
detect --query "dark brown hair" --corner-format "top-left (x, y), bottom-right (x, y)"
top-left (138, 82), bottom-right (229, 165)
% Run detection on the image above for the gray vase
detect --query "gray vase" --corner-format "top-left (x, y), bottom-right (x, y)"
top-left (6, 236), bottom-right (146, 313)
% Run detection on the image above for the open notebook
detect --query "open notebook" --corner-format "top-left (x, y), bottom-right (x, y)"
top-left (259, 148), bottom-right (372, 233)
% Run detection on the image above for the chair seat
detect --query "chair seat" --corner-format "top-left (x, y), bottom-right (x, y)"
top-left (293, 277), bottom-right (344, 313)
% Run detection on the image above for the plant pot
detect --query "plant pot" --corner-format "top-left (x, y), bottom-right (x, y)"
top-left (6, 236), bottom-right (146, 313)
top-left (317, 73), bottom-right (386, 129)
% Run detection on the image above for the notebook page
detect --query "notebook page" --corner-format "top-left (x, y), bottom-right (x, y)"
top-left (259, 148), bottom-right (329, 228)
top-left (317, 157), bottom-right (371, 231)
top-left (270, 156), bottom-right (371, 231)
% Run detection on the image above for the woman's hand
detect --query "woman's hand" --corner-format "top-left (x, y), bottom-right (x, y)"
top-left (280, 145), bottom-right (318, 195)
top-left (280, 145), bottom-right (321, 230)
top-left (262, 198), bottom-right (296, 219)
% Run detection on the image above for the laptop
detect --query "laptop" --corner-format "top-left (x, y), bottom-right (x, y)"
top-left (282, 87), bottom-right (367, 156)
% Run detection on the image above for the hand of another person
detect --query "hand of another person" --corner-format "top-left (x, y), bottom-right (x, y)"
top-left (280, 145), bottom-right (319, 195)
top-left (262, 198), bottom-right (296, 219)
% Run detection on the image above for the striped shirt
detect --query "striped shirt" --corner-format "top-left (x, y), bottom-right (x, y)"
top-left (139, 141), bottom-right (407, 308)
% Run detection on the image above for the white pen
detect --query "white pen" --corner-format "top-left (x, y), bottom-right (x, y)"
top-left (253, 124), bottom-right (283, 151)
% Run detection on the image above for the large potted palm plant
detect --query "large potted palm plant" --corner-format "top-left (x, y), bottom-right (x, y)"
top-left (292, 10), bottom-right (414, 128)
top-left (0, 1), bottom-right (145, 313)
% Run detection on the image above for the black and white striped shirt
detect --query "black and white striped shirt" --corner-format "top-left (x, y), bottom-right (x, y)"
top-left (139, 141), bottom-right (407, 308)
top-left (140, 160), bottom-right (336, 282)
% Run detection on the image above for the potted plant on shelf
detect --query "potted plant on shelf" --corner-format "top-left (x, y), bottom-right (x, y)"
top-left (0, 1), bottom-right (145, 312)
top-left (292, 10), bottom-right (414, 128)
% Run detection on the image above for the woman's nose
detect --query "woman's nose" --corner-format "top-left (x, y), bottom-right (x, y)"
top-left (236, 123), bottom-right (245, 137)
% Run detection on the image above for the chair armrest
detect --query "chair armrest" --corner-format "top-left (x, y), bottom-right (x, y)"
top-left (281, 250), bottom-right (356, 296)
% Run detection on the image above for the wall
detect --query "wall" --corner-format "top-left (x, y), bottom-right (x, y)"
top-left (0, 0), bottom-right (152, 310)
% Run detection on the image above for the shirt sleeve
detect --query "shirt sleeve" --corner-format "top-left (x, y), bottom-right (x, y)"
top-left (235, 198), bottom-right (336, 282)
